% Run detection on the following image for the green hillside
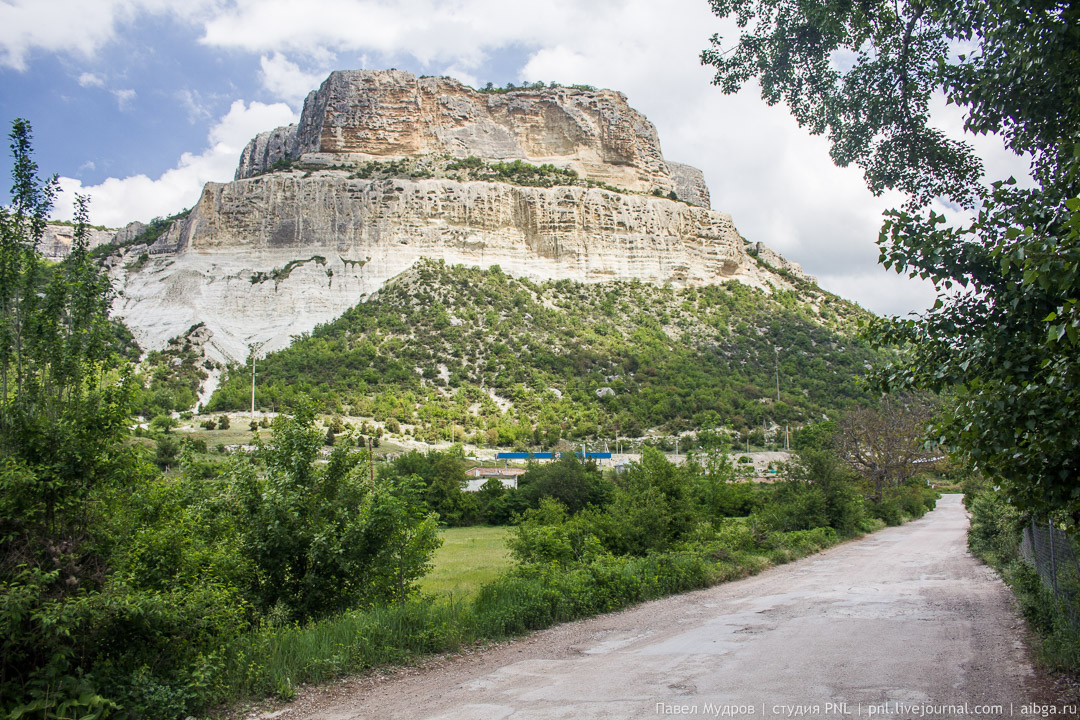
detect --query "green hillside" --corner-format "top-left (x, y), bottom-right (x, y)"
top-left (207, 260), bottom-right (882, 445)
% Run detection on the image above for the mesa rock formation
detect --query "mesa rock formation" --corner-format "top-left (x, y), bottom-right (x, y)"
top-left (108, 69), bottom-right (812, 371)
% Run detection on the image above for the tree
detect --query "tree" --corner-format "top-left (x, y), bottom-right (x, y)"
top-left (150, 413), bottom-right (179, 433)
top-left (835, 394), bottom-right (939, 499)
top-left (0, 119), bottom-right (131, 578)
top-left (380, 448), bottom-right (476, 526)
top-left (231, 404), bottom-right (442, 620)
top-left (0, 119), bottom-right (137, 717)
top-left (518, 455), bottom-right (612, 514)
top-left (703, 1), bottom-right (1080, 520)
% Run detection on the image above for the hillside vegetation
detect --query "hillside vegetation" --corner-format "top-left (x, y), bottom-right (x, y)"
top-left (208, 260), bottom-right (881, 444)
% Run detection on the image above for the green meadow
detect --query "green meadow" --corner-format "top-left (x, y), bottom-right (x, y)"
top-left (420, 526), bottom-right (513, 599)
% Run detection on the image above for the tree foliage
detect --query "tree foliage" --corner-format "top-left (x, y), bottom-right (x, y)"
top-left (836, 393), bottom-right (939, 499)
top-left (703, 1), bottom-right (1080, 519)
top-left (518, 456), bottom-right (612, 514)
top-left (0, 118), bottom-right (131, 590)
top-left (379, 448), bottom-right (478, 527)
top-left (231, 404), bottom-right (442, 620)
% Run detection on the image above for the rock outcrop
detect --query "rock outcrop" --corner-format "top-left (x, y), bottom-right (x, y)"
top-left (111, 69), bottom-right (813, 365)
top-left (234, 125), bottom-right (299, 181)
top-left (41, 222), bottom-right (147, 260)
top-left (238, 70), bottom-right (687, 200)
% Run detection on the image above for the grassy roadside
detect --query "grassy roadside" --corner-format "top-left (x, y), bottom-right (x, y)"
top-left (217, 512), bottom-right (911, 717)
top-left (966, 487), bottom-right (1080, 675)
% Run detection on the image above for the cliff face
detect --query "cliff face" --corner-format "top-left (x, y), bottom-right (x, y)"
top-left (238, 70), bottom-right (689, 201)
top-left (112, 69), bottom-right (811, 367)
top-left (183, 174), bottom-right (738, 277)
top-left (42, 222), bottom-right (143, 260)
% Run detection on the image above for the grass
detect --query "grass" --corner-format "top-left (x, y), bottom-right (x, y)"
top-left (419, 526), bottom-right (512, 599)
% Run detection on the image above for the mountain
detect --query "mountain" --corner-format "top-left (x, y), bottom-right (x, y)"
top-left (102, 70), bottom-right (812, 367)
top-left (90, 69), bottom-right (869, 428)
top-left (205, 260), bottom-right (877, 443)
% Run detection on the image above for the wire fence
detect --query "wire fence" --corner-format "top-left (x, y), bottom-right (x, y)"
top-left (1020, 518), bottom-right (1080, 629)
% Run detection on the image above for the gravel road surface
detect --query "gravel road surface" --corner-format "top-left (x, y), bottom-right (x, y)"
top-left (256, 494), bottom-right (1061, 720)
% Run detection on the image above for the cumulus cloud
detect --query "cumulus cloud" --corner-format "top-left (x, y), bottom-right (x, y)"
top-left (0, 0), bottom-right (218, 70)
top-left (259, 52), bottom-right (327, 108)
top-left (54, 99), bottom-right (298, 227)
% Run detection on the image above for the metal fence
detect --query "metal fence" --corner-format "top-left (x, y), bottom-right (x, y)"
top-left (1021, 518), bottom-right (1080, 629)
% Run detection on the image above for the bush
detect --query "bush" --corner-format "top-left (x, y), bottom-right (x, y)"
top-left (967, 490), bottom-right (1022, 567)
top-left (752, 482), bottom-right (829, 533)
top-left (870, 496), bottom-right (904, 526)
top-left (229, 405), bottom-right (442, 620)
top-left (518, 455), bottom-right (612, 514)
top-left (155, 435), bottom-right (181, 470)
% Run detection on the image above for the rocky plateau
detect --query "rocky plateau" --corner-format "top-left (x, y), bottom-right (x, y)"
top-left (102, 69), bottom-right (813, 388)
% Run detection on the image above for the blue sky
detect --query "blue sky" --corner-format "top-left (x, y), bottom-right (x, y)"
top-left (0, 0), bottom-right (1031, 316)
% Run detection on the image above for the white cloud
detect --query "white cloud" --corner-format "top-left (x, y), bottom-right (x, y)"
top-left (113, 87), bottom-right (136, 110)
top-left (259, 52), bottom-right (327, 107)
top-left (0, 0), bottom-right (218, 70)
top-left (54, 99), bottom-right (298, 227)
top-left (78, 71), bottom-right (105, 87)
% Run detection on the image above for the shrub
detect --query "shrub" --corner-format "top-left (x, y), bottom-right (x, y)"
top-left (229, 405), bottom-right (442, 620)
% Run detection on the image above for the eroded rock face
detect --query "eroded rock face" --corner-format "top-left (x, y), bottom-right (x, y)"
top-left (238, 70), bottom-right (689, 198)
top-left (41, 223), bottom-right (129, 260)
top-left (666, 162), bottom-right (711, 210)
top-left (235, 125), bottom-right (299, 181)
top-left (182, 173), bottom-right (742, 279)
top-left (114, 69), bottom-right (812, 364)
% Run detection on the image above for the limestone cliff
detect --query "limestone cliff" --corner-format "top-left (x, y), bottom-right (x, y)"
top-left (238, 70), bottom-right (689, 201)
top-left (110, 69), bottom-right (812, 368)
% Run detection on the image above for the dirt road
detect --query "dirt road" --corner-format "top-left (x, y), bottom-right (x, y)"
top-left (263, 495), bottom-right (1060, 720)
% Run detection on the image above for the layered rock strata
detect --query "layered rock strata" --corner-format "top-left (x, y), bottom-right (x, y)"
top-left (237, 70), bottom-right (694, 203)
top-left (42, 222), bottom-right (143, 260)
top-left (112, 69), bottom-right (811, 366)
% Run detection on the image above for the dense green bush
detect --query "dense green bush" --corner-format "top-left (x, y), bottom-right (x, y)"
top-left (230, 405), bottom-right (442, 619)
top-left (379, 448), bottom-right (479, 526)
top-left (517, 455), bottom-right (612, 514)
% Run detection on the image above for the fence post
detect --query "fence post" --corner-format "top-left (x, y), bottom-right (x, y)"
top-left (1049, 519), bottom-right (1059, 595)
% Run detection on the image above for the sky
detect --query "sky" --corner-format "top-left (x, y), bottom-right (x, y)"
top-left (0, 0), bottom-right (1032, 316)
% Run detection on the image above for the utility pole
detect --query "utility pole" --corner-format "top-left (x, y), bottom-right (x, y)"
top-left (774, 345), bottom-right (780, 402)
top-left (249, 341), bottom-right (264, 424)
top-left (367, 436), bottom-right (375, 487)
top-left (250, 348), bottom-right (256, 421)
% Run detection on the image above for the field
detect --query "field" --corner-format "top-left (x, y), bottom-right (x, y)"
top-left (419, 526), bottom-right (513, 599)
